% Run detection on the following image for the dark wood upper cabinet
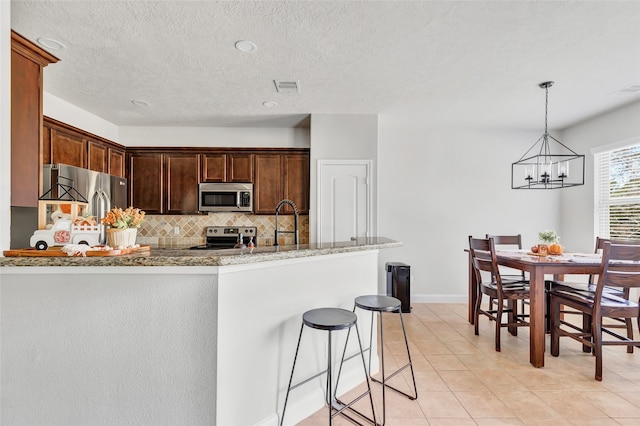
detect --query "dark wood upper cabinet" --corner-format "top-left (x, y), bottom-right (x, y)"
top-left (109, 148), bottom-right (125, 178)
top-left (283, 154), bottom-right (310, 214)
top-left (254, 154), bottom-right (283, 215)
top-left (43, 117), bottom-right (126, 178)
top-left (50, 129), bottom-right (85, 168)
top-left (201, 153), bottom-right (227, 182)
top-left (10, 30), bottom-right (58, 207)
top-left (88, 140), bottom-right (125, 177)
top-left (165, 154), bottom-right (200, 214)
top-left (228, 153), bottom-right (254, 182)
top-left (128, 153), bottom-right (163, 214)
top-left (253, 152), bottom-right (310, 215)
top-left (201, 152), bottom-right (254, 183)
top-left (87, 140), bottom-right (107, 172)
top-left (128, 150), bottom-right (203, 215)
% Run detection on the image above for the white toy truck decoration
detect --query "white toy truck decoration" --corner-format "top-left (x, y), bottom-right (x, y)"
top-left (30, 200), bottom-right (101, 250)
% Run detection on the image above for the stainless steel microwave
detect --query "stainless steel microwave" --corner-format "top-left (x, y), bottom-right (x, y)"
top-left (198, 183), bottom-right (253, 213)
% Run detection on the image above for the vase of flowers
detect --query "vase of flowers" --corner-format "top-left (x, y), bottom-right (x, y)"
top-left (101, 206), bottom-right (145, 248)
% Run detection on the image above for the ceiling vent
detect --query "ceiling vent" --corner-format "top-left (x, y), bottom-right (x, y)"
top-left (274, 80), bottom-right (300, 94)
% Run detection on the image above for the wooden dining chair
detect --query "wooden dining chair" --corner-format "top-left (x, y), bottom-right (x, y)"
top-left (486, 234), bottom-right (529, 316)
top-left (486, 234), bottom-right (528, 281)
top-left (549, 237), bottom-right (640, 352)
top-left (550, 242), bottom-right (640, 381)
top-left (469, 236), bottom-right (530, 352)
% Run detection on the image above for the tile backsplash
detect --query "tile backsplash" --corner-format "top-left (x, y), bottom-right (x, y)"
top-left (137, 213), bottom-right (309, 248)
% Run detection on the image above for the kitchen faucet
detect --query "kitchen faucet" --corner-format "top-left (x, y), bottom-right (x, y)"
top-left (274, 199), bottom-right (299, 246)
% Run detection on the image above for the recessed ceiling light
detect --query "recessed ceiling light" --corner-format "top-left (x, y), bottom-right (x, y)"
top-left (131, 100), bottom-right (149, 107)
top-left (263, 101), bottom-right (278, 108)
top-left (235, 40), bottom-right (257, 53)
top-left (37, 37), bottom-right (66, 50)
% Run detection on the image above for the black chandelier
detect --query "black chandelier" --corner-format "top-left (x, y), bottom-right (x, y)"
top-left (511, 81), bottom-right (585, 189)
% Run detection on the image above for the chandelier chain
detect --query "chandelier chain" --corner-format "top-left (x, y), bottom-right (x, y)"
top-left (544, 84), bottom-right (549, 135)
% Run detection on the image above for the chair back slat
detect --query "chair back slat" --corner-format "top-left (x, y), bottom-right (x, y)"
top-left (589, 237), bottom-right (640, 284)
top-left (469, 236), bottom-right (502, 288)
top-left (597, 243), bottom-right (640, 296)
top-left (487, 234), bottom-right (525, 280)
top-left (487, 234), bottom-right (522, 248)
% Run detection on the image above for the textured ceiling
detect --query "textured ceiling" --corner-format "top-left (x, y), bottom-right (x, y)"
top-left (10, 0), bottom-right (640, 129)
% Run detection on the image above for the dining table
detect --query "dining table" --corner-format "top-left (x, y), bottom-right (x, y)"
top-left (467, 250), bottom-right (603, 368)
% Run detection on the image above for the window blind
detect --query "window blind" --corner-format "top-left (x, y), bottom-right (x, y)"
top-left (594, 144), bottom-right (640, 240)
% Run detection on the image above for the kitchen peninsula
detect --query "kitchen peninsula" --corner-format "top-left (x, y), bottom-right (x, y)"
top-left (0, 238), bottom-right (400, 426)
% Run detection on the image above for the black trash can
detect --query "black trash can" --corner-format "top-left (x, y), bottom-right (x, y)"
top-left (386, 262), bottom-right (411, 313)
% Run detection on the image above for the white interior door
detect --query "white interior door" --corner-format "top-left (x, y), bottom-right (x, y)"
top-left (317, 160), bottom-right (372, 243)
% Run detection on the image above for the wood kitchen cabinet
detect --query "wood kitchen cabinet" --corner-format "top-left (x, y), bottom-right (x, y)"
top-left (128, 150), bottom-right (201, 214)
top-left (165, 154), bottom-right (200, 214)
top-left (10, 30), bottom-right (59, 207)
top-left (253, 151), bottom-right (310, 215)
top-left (49, 128), bottom-right (85, 168)
top-left (201, 153), bottom-right (227, 182)
top-left (43, 117), bottom-right (126, 177)
top-left (108, 148), bottom-right (125, 178)
top-left (228, 153), bottom-right (254, 182)
top-left (283, 154), bottom-right (310, 214)
top-left (201, 152), bottom-right (254, 183)
top-left (254, 154), bottom-right (283, 214)
top-left (127, 152), bottom-right (163, 214)
top-left (87, 140), bottom-right (107, 172)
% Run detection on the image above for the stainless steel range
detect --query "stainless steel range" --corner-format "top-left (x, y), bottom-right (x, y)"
top-left (189, 226), bottom-right (257, 250)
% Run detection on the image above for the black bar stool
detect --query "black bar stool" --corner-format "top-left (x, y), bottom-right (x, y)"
top-left (351, 295), bottom-right (418, 426)
top-left (280, 307), bottom-right (377, 426)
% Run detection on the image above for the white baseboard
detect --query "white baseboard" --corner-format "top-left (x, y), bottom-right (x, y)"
top-left (411, 294), bottom-right (468, 303)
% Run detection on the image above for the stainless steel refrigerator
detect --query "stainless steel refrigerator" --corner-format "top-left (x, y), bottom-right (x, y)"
top-left (42, 164), bottom-right (127, 244)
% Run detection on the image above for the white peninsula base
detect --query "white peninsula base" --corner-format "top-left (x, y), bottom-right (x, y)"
top-left (1, 249), bottom-right (382, 425)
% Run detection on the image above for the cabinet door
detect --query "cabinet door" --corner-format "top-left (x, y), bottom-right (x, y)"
top-left (109, 148), bottom-right (125, 178)
top-left (10, 51), bottom-right (41, 207)
top-left (254, 154), bottom-right (283, 214)
top-left (228, 153), bottom-right (254, 183)
top-left (51, 129), bottom-right (85, 168)
top-left (87, 140), bottom-right (108, 173)
top-left (283, 154), bottom-right (310, 214)
top-left (165, 154), bottom-right (200, 214)
top-left (128, 153), bottom-right (163, 214)
top-left (201, 154), bottom-right (227, 182)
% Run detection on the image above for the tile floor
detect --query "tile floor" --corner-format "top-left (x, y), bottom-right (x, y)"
top-left (299, 303), bottom-right (640, 425)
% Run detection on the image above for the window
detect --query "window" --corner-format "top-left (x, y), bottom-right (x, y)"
top-left (594, 139), bottom-right (640, 240)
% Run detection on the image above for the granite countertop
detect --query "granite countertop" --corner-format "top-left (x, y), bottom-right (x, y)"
top-left (0, 237), bottom-right (401, 267)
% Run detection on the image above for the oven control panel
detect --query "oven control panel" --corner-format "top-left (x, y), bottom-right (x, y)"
top-left (206, 226), bottom-right (256, 237)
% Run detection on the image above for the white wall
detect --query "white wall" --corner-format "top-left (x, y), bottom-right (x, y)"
top-left (43, 92), bottom-right (119, 142)
top-left (309, 114), bottom-right (379, 242)
top-left (1, 267), bottom-right (218, 425)
top-left (119, 125), bottom-right (310, 148)
top-left (0, 1), bottom-right (11, 252)
top-left (42, 93), bottom-right (311, 150)
top-left (560, 100), bottom-right (640, 252)
top-left (377, 116), bottom-right (562, 300)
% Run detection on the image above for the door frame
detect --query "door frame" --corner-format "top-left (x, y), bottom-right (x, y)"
top-left (316, 159), bottom-right (374, 244)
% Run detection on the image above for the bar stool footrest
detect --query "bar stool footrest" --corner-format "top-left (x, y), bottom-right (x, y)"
top-left (370, 375), bottom-right (417, 400)
top-left (333, 399), bottom-right (381, 426)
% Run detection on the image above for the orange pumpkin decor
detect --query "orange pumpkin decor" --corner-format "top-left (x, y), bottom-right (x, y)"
top-left (549, 243), bottom-right (563, 255)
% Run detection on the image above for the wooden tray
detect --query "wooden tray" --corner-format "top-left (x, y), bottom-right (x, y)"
top-left (3, 245), bottom-right (151, 257)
